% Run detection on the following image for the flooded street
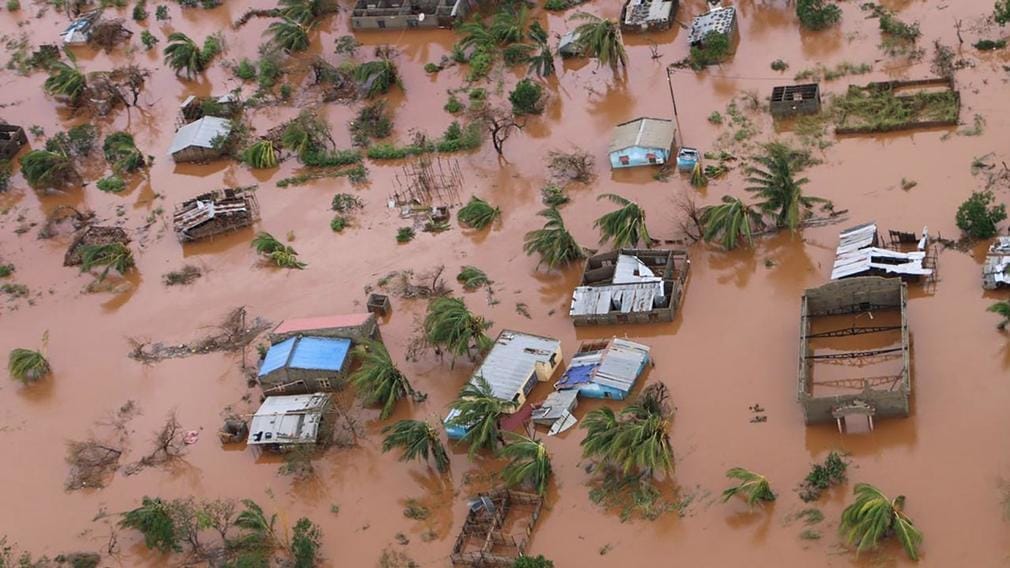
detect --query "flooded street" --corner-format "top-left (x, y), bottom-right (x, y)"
top-left (2, 0), bottom-right (1010, 565)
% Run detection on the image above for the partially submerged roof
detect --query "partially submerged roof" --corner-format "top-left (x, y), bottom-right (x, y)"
top-left (831, 223), bottom-right (933, 280)
top-left (247, 394), bottom-right (330, 445)
top-left (61, 12), bottom-right (98, 45)
top-left (169, 116), bottom-right (232, 155)
top-left (984, 237), bottom-right (1010, 290)
top-left (609, 117), bottom-right (675, 153)
top-left (622, 0), bottom-right (675, 27)
top-left (258, 336), bottom-right (352, 377)
top-left (471, 330), bottom-right (560, 401)
top-left (571, 254), bottom-right (666, 317)
top-left (273, 313), bottom-right (373, 336)
top-left (557, 338), bottom-right (650, 394)
top-left (688, 6), bottom-right (737, 44)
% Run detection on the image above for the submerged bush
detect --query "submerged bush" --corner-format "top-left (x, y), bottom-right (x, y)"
top-left (796, 0), bottom-right (841, 30)
top-left (457, 196), bottom-right (500, 229)
top-left (9, 347), bottom-right (50, 383)
top-left (96, 175), bottom-right (126, 193)
top-left (509, 79), bottom-right (544, 115)
top-left (956, 190), bottom-right (1007, 239)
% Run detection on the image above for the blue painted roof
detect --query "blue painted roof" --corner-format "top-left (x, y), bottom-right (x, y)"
top-left (258, 336), bottom-right (351, 377)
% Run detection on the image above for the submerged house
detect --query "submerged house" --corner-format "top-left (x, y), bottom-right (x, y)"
top-left (608, 117), bottom-right (675, 169)
top-left (0, 124), bottom-right (27, 161)
top-left (169, 116), bottom-right (232, 163)
top-left (180, 93), bottom-right (240, 123)
top-left (555, 338), bottom-right (651, 400)
top-left (770, 84), bottom-right (821, 118)
top-left (620, 0), bottom-right (677, 31)
top-left (558, 30), bottom-right (584, 58)
top-left (687, 5), bottom-right (738, 47)
top-left (270, 312), bottom-right (380, 343)
top-left (350, 0), bottom-right (474, 30)
top-left (450, 489), bottom-right (544, 567)
top-left (444, 331), bottom-right (562, 439)
top-left (983, 237), bottom-right (1010, 290)
top-left (173, 187), bottom-right (260, 242)
top-left (570, 249), bottom-right (689, 326)
top-left (258, 336), bottom-right (353, 395)
top-left (797, 277), bottom-right (910, 432)
top-left (831, 223), bottom-right (935, 282)
top-left (61, 11), bottom-right (98, 45)
top-left (247, 393), bottom-right (331, 449)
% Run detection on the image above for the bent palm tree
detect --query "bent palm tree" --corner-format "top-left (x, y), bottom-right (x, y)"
top-left (527, 21), bottom-right (555, 78)
top-left (447, 375), bottom-right (516, 456)
top-left (839, 483), bottom-right (922, 560)
top-left (350, 341), bottom-right (418, 419)
top-left (490, 5), bottom-right (530, 44)
top-left (44, 60), bottom-right (87, 104)
top-left (721, 467), bottom-right (775, 507)
top-left (499, 432), bottom-right (552, 495)
top-left (523, 208), bottom-right (585, 269)
top-left (241, 139), bottom-right (278, 169)
top-left (458, 21), bottom-right (495, 52)
top-left (80, 243), bottom-right (135, 279)
top-left (457, 196), bottom-right (501, 229)
top-left (570, 12), bottom-right (627, 69)
top-left (700, 196), bottom-right (761, 250)
top-left (989, 301), bottom-right (1010, 330)
top-left (423, 296), bottom-right (493, 362)
top-left (8, 340), bottom-right (50, 384)
top-left (119, 497), bottom-right (179, 553)
top-left (745, 142), bottom-right (827, 231)
top-left (581, 383), bottom-right (673, 477)
top-left (251, 232), bottom-right (285, 255)
top-left (20, 150), bottom-right (78, 190)
top-left (355, 59), bottom-right (400, 98)
top-left (164, 32), bottom-right (207, 78)
top-left (594, 193), bottom-right (651, 248)
top-left (381, 419), bottom-right (450, 473)
top-left (266, 18), bottom-right (310, 53)
top-left (103, 132), bottom-right (147, 174)
top-left (278, 0), bottom-right (332, 26)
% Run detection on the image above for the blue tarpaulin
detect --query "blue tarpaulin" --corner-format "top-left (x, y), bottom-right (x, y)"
top-left (556, 364), bottom-right (596, 388)
top-left (258, 336), bottom-right (351, 377)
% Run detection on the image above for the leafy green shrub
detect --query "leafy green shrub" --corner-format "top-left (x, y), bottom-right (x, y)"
top-left (81, 243), bottom-right (134, 278)
top-left (241, 140), bottom-right (278, 169)
top-left (974, 38), bottom-right (1007, 50)
top-left (330, 216), bottom-right (348, 232)
top-left (9, 347), bottom-right (49, 383)
top-left (503, 43), bottom-right (532, 65)
top-left (349, 101), bottom-right (394, 146)
top-left (543, 0), bottom-right (570, 10)
top-left (707, 111), bottom-right (723, 124)
top-left (799, 451), bottom-right (847, 502)
top-left (301, 149), bottom-right (360, 167)
top-left (513, 556), bottom-right (555, 568)
top-left (956, 190), bottom-right (1007, 239)
top-left (541, 184), bottom-right (568, 206)
top-left (396, 227), bottom-right (415, 243)
top-left (6, 0), bottom-right (21, 10)
top-left (469, 87), bottom-right (486, 100)
top-left (96, 176), bottom-right (126, 193)
top-left (796, 0), bottom-right (841, 30)
top-left (20, 150), bottom-right (77, 189)
top-left (331, 193), bottom-right (363, 212)
top-left (509, 79), bottom-right (543, 115)
top-left (998, 0), bottom-right (1010, 25)
top-left (689, 32), bottom-right (731, 69)
top-left (155, 4), bottom-right (168, 19)
top-left (291, 518), bottom-right (321, 568)
top-left (444, 95), bottom-right (463, 114)
top-left (141, 30), bottom-right (158, 50)
top-left (424, 62), bottom-right (441, 73)
top-left (335, 34), bottom-right (360, 54)
top-left (119, 497), bottom-right (179, 553)
top-left (132, 0), bottom-right (147, 20)
top-left (467, 50), bottom-right (493, 81)
top-left (103, 132), bottom-right (146, 173)
top-left (0, 264), bottom-right (12, 277)
top-left (770, 59), bottom-right (788, 71)
top-left (235, 58), bottom-right (256, 80)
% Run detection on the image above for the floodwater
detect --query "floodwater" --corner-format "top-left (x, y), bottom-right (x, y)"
top-left (1, 0), bottom-right (1010, 565)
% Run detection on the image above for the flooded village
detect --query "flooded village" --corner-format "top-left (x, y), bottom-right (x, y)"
top-left (3, 0), bottom-right (1010, 565)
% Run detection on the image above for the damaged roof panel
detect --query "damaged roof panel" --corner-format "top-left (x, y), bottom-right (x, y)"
top-left (830, 223), bottom-right (934, 281)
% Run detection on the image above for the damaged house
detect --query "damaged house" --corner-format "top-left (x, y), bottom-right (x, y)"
top-left (444, 331), bottom-right (562, 440)
top-left (570, 249), bottom-right (689, 326)
top-left (983, 237), bottom-right (1010, 290)
top-left (620, 0), bottom-right (677, 31)
top-left (555, 337), bottom-right (651, 400)
top-left (247, 393), bottom-right (331, 450)
top-left (0, 124), bottom-right (28, 161)
top-left (60, 11), bottom-right (98, 45)
top-left (173, 187), bottom-right (260, 242)
top-left (831, 222), bottom-right (935, 283)
top-left (169, 116), bottom-right (232, 163)
top-left (770, 84), bottom-right (821, 118)
top-left (797, 277), bottom-right (911, 432)
top-left (687, 5), bottom-right (738, 47)
top-left (450, 489), bottom-right (544, 567)
top-left (350, 0), bottom-right (475, 30)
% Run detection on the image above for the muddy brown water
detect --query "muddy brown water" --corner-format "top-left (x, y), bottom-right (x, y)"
top-left (2, 0), bottom-right (1010, 565)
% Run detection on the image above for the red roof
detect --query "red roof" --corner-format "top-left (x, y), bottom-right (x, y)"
top-left (273, 313), bottom-right (372, 335)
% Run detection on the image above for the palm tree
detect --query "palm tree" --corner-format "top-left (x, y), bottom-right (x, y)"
top-left (745, 142), bottom-right (827, 231)
top-left (354, 59), bottom-right (400, 98)
top-left (447, 375), bottom-right (516, 456)
top-left (458, 20), bottom-right (495, 52)
top-left (381, 419), bottom-right (450, 473)
top-left (234, 499), bottom-right (278, 547)
top-left (163, 32), bottom-right (207, 78)
top-left (120, 497), bottom-right (180, 553)
top-left (80, 243), bottom-right (135, 279)
top-left (266, 18), bottom-right (310, 53)
top-left (570, 12), bottom-right (628, 69)
top-left (457, 266), bottom-right (490, 290)
top-left (499, 432), bottom-right (552, 495)
top-left (594, 193), bottom-right (651, 248)
top-left (103, 132), bottom-right (147, 174)
top-left (43, 60), bottom-right (87, 104)
top-left (527, 21), bottom-right (555, 78)
top-left (490, 5), bottom-right (530, 44)
top-left (241, 139), bottom-right (278, 169)
top-left (350, 341), bottom-right (417, 419)
top-left (423, 296), bottom-right (493, 362)
top-left (581, 383), bottom-right (673, 477)
top-left (251, 232), bottom-right (285, 254)
top-left (278, 0), bottom-right (332, 26)
top-left (989, 301), bottom-right (1010, 330)
top-left (457, 196), bottom-right (501, 229)
top-left (8, 336), bottom-right (50, 384)
top-left (721, 467), bottom-right (775, 507)
top-left (839, 483), bottom-right (922, 560)
top-left (523, 208), bottom-right (585, 269)
top-left (19, 150), bottom-right (78, 190)
top-left (700, 196), bottom-right (761, 250)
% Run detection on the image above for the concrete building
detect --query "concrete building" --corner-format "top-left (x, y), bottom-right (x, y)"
top-left (608, 117), bottom-right (675, 169)
top-left (983, 237), bottom-right (1010, 290)
top-left (258, 336), bottom-right (353, 395)
top-left (247, 393), bottom-right (331, 449)
top-left (687, 5), bottom-right (738, 47)
top-left (621, 0), bottom-right (677, 31)
top-left (169, 116), bottom-right (232, 163)
top-left (570, 249), bottom-right (689, 326)
top-left (350, 0), bottom-right (474, 30)
top-left (770, 83), bottom-right (821, 118)
top-left (555, 338), bottom-right (651, 400)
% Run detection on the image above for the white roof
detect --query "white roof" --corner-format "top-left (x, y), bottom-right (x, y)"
top-left (830, 223), bottom-right (933, 280)
top-left (565, 338), bottom-right (650, 393)
top-left (983, 237), bottom-right (1010, 289)
top-left (247, 394), bottom-right (330, 445)
top-left (169, 116), bottom-right (232, 155)
top-left (570, 253), bottom-right (666, 316)
top-left (471, 330), bottom-right (560, 401)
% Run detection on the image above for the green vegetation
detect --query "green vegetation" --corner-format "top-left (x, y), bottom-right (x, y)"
top-left (975, 38), bottom-right (1007, 50)
top-left (770, 59), bottom-right (789, 71)
top-left (509, 79), bottom-right (544, 114)
top-left (745, 142), bottom-right (827, 231)
top-left (721, 467), bottom-right (775, 507)
top-left (513, 557), bottom-right (554, 568)
top-left (381, 419), bottom-right (450, 473)
top-left (235, 58), bottom-right (256, 80)
top-left (103, 132), bottom-right (146, 173)
top-left (444, 95), bottom-right (464, 114)
top-left (80, 243), bottom-right (135, 279)
top-left (541, 184), bottom-right (568, 206)
top-left (833, 84), bottom-right (959, 132)
top-left (330, 216), bottom-right (347, 232)
top-left (251, 232), bottom-right (306, 269)
top-left (141, 30), bottom-right (159, 50)
top-left (457, 196), bottom-right (501, 229)
top-left (989, 301), bottom-right (1010, 331)
top-left (241, 140), bottom-right (278, 169)
top-left (594, 193), bottom-right (651, 248)
top-left (163, 32), bottom-right (220, 78)
top-left (956, 190), bottom-right (1006, 239)
top-left (527, 22), bottom-right (555, 78)
top-left (396, 227), bottom-right (415, 243)
top-left (447, 375), bottom-right (516, 456)
top-left (544, 0), bottom-right (572, 9)
top-left (351, 340), bottom-right (418, 419)
top-left (794, 61), bottom-right (872, 82)
top-left (582, 383), bottom-right (674, 476)
top-left (570, 12), bottom-right (627, 69)
top-left (796, 0), bottom-right (841, 30)
top-left (355, 59), bottom-right (400, 98)
top-left (96, 176), bottom-right (126, 193)
top-left (424, 62), bottom-right (441, 73)
top-left (8, 345), bottom-right (49, 383)
top-left (840, 483), bottom-right (922, 560)
top-left (162, 265), bottom-right (201, 286)
top-left (707, 111), bottom-right (723, 124)
top-left (331, 193), bottom-right (364, 212)
top-left (119, 497), bottom-right (179, 553)
top-left (20, 150), bottom-right (78, 190)
top-left (457, 266), bottom-right (490, 290)
top-left (701, 196), bottom-right (760, 250)
top-left (0, 264), bottom-right (12, 278)
top-left (266, 18), bottom-right (310, 53)
top-left (155, 4), bottom-right (168, 19)
top-left (997, 0), bottom-right (1010, 25)
top-left (862, 3), bottom-right (920, 42)
top-left (7, 0), bottom-right (21, 10)
top-left (423, 296), bottom-right (492, 361)
top-left (689, 32), bottom-right (731, 69)
top-left (523, 208), bottom-right (584, 269)
top-left (291, 518), bottom-right (321, 568)
top-left (133, 0), bottom-right (147, 19)
top-left (499, 433), bottom-right (552, 495)
top-left (799, 451), bottom-right (847, 501)
top-left (43, 60), bottom-right (86, 104)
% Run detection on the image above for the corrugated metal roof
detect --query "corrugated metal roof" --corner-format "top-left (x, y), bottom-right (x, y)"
top-left (688, 6), bottom-right (737, 44)
top-left (531, 389), bottom-right (578, 422)
top-left (831, 223), bottom-right (933, 280)
top-left (169, 116), bottom-right (232, 155)
top-left (273, 313), bottom-right (372, 336)
top-left (556, 338), bottom-right (649, 395)
top-left (609, 118), bottom-right (675, 153)
top-left (247, 394), bottom-right (330, 445)
top-left (570, 282), bottom-right (664, 316)
top-left (470, 330), bottom-right (560, 401)
top-left (983, 237), bottom-right (1010, 289)
top-left (258, 336), bottom-right (351, 377)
